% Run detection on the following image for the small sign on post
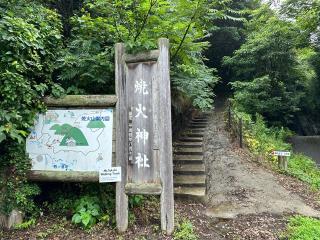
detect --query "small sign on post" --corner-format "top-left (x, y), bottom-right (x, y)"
top-left (272, 150), bottom-right (291, 170)
top-left (99, 167), bottom-right (121, 183)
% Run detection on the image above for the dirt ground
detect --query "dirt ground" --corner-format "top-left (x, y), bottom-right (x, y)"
top-left (204, 105), bottom-right (320, 219)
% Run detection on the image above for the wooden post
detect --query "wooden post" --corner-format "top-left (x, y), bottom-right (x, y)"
top-left (228, 101), bottom-right (231, 129)
top-left (278, 156), bottom-right (288, 171)
top-left (158, 38), bottom-right (174, 235)
top-left (115, 43), bottom-right (128, 232)
top-left (239, 118), bottom-right (243, 148)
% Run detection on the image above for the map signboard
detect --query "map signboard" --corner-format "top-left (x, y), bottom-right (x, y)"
top-left (26, 109), bottom-right (113, 172)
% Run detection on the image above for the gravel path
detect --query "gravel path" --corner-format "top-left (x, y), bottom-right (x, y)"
top-left (204, 103), bottom-right (320, 220)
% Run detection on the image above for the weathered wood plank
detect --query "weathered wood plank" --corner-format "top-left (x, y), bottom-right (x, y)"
top-left (44, 95), bottom-right (117, 107)
top-left (123, 50), bottom-right (159, 63)
top-left (158, 38), bottom-right (174, 235)
top-left (28, 171), bottom-right (99, 182)
top-left (125, 183), bottom-right (162, 195)
top-left (126, 61), bottom-right (158, 183)
top-left (115, 43), bottom-right (129, 233)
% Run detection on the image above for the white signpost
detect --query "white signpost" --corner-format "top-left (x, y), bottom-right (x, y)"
top-left (272, 150), bottom-right (291, 170)
top-left (272, 151), bottom-right (291, 157)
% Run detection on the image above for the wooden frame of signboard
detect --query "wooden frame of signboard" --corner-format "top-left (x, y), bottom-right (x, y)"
top-left (27, 94), bottom-right (117, 182)
top-left (115, 38), bottom-right (174, 234)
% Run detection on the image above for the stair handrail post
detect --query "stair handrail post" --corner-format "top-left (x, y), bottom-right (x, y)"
top-left (228, 101), bottom-right (232, 129)
top-left (239, 117), bottom-right (243, 148)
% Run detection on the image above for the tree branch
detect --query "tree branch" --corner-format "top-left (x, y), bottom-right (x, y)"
top-left (172, 0), bottom-right (201, 60)
top-left (134, 0), bottom-right (157, 42)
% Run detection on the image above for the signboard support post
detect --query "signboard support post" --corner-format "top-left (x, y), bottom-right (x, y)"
top-left (115, 42), bottom-right (129, 232)
top-left (158, 38), bottom-right (174, 234)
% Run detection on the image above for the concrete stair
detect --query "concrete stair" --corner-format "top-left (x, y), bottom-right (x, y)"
top-left (173, 114), bottom-right (208, 201)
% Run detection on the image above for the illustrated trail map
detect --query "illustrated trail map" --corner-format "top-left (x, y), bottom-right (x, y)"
top-left (26, 109), bottom-right (113, 172)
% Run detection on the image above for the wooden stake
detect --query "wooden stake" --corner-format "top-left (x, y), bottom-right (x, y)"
top-left (278, 156), bottom-right (288, 171)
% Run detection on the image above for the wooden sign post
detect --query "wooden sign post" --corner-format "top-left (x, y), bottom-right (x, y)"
top-left (115, 38), bottom-right (174, 234)
top-left (272, 151), bottom-right (291, 171)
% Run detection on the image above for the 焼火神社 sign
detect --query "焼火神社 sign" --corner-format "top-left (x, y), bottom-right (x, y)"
top-left (115, 38), bottom-right (174, 234)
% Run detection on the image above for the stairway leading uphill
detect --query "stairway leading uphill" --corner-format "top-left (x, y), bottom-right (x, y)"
top-left (173, 114), bottom-right (208, 201)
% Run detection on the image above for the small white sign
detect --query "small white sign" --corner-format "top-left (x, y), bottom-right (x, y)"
top-left (99, 167), bottom-right (121, 183)
top-left (272, 151), bottom-right (291, 157)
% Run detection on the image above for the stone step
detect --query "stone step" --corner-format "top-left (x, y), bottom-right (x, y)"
top-left (174, 187), bottom-right (206, 198)
top-left (174, 163), bottom-right (205, 174)
top-left (188, 124), bottom-right (207, 129)
top-left (188, 129), bottom-right (205, 133)
top-left (179, 137), bottom-right (203, 142)
top-left (192, 117), bottom-right (208, 121)
top-left (174, 154), bottom-right (203, 163)
top-left (191, 119), bottom-right (208, 122)
top-left (174, 147), bottom-right (202, 155)
top-left (185, 133), bottom-right (204, 138)
top-left (174, 142), bottom-right (203, 148)
top-left (180, 132), bottom-right (204, 138)
top-left (174, 175), bottom-right (206, 187)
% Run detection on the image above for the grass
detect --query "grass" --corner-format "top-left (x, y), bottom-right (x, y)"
top-left (288, 154), bottom-right (320, 190)
top-left (281, 216), bottom-right (320, 240)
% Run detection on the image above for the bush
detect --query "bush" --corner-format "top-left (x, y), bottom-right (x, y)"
top-left (288, 154), bottom-right (320, 190)
top-left (173, 219), bottom-right (198, 240)
top-left (232, 107), bottom-right (291, 163)
top-left (231, 105), bottom-right (320, 190)
top-left (282, 216), bottom-right (320, 240)
top-left (71, 196), bottom-right (101, 229)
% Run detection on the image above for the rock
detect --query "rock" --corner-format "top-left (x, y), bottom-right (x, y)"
top-left (0, 209), bottom-right (24, 229)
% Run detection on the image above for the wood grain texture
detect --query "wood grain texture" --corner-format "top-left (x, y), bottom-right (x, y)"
top-left (126, 62), bottom-right (159, 184)
top-left (125, 183), bottom-right (162, 195)
top-left (115, 43), bottom-right (129, 233)
top-left (158, 38), bottom-right (174, 235)
top-left (44, 95), bottom-right (117, 107)
top-left (123, 50), bottom-right (159, 63)
top-left (28, 171), bottom-right (99, 182)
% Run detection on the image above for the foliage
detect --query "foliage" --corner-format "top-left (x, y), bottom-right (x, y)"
top-left (232, 105), bottom-right (291, 163)
top-left (173, 219), bottom-right (198, 240)
top-left (288, 154), bottom-right (320, 190)
top-left (0, 1), bottom-right (64, 144)
top-left (231, 104), bottom-right (320, 190)
top-left (13, 218), bottom-right (36, 230)
top-left (224, 10), bottom-right (309, 125)
top-left (71, 195), bottom-right (101, 229)
top-left (282, 216), bottom-right (320, 240)
top-left (55, 0), bottom-right (239, 109)
top-left (0, 0), bottom-right (65, 216)
top-left (0, 144), bottom-right (41, 215)
top-left (129, 195), bottom-right (144, 209)
top-left (204, 0), bottom-right (260, 86)
top-left (43, 194), bottom-right (75, 216)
